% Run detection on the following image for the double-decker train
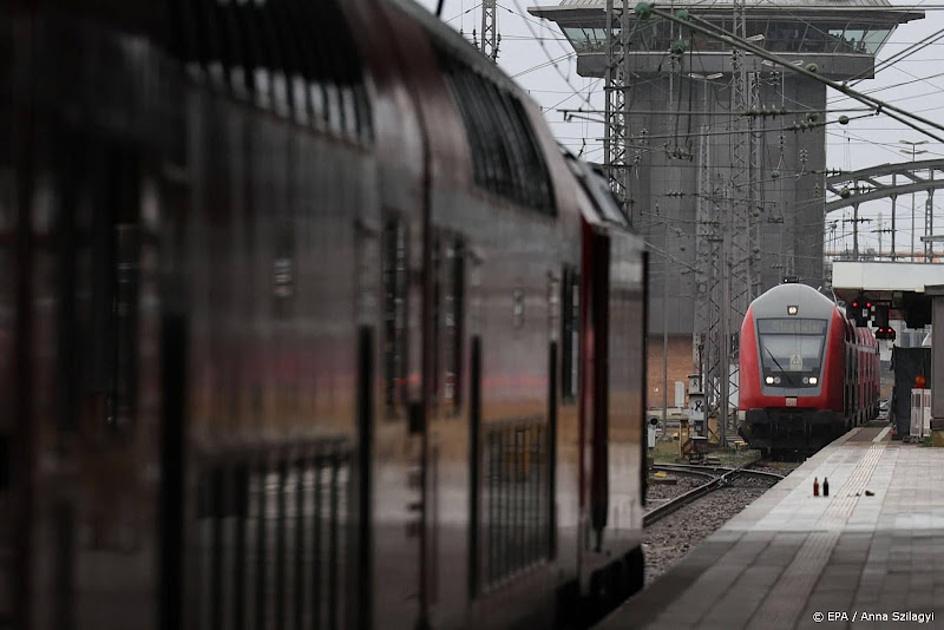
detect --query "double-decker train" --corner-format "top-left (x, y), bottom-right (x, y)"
top-left (1, 0), bottom-right (648, 628)
top-left (738, 282), bottom-right (880, 455)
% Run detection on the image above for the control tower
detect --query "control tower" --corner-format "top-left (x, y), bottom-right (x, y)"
top-left (531, 0), bottom-right (922, 399)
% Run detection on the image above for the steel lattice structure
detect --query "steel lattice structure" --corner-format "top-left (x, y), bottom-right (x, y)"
top-left (694, 128), bottom-right (723, 428)
top-left (694, 0), bottom-right (767, 442)
top-left (603, 0), bottom-right (633, 222)
top-left (480, 0), bottom-right (499, 61)
top-left (825, 158), bottom-right (944, 261)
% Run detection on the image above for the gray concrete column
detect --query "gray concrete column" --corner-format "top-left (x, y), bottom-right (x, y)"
top-left (927, 285), bottom-right (944, 445)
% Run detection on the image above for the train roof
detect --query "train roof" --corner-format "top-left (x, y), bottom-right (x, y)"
top-left (562, 151), bottom-right (630, 227)
top-left (385, 0), bottom-right (538, 104)
top-left (27, 0), bottom-right (536, 107)
top-left (750, 283), bottom-right (839, 320)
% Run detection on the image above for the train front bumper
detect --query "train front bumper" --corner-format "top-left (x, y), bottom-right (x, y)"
top-left (740, 408), bottom-right (845, 451)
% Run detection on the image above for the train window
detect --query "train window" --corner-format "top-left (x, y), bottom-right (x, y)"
top-left (282, 0), bottom-right (329, 127)
top-left (382, 216), bottom-right (409, 416)
top-left (483, 419), bottom-right (551, 588)
top-left (560, 267), bottom-right (579, 403)
top-left (168, 0), bottom-right (372, 142)
top-left (0, 436), bottom-right (7, 491)
top-left (431, 237), bottom-right (442, 405)
top-left (216, 1), bottom-right (247, 96)
top-left (193, 442), bottom-right (355, 629)
top-left (442, 238), bottom-right (465, 413)
top-left (268, 0), bottom-right (308, 123)
top-left (308, 0), bottom-right (366, 138)
top-left (439, 53), bottom-right (555, 214)
top-left (259, 0), bottom-right (290, 114)
top-left (72, 142), bottom-right (142, 433)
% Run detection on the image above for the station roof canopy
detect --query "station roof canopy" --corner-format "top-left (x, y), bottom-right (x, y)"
top-left (831, 261), bottom-right (944, 323)
top-left (832, 261), bottom-right (943, 297)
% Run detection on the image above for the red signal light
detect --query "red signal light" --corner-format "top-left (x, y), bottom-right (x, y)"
top-left (866, 302), bottom-right (873, 309)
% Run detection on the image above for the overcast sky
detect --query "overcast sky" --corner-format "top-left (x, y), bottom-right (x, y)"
top-left (415, 0), bottom-right (944, 256)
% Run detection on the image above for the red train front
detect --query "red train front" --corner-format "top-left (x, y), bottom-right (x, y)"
top-left (739, 282), bottom-right (879, 455)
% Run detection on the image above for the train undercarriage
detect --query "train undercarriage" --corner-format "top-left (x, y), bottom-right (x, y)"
top-left (739, 409), bottom-right (849, 458)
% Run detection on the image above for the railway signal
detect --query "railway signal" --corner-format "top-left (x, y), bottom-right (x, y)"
top-left (872, 304), bottom-right (896, 340)
top-left (847, 296), bottom-right (870, 327)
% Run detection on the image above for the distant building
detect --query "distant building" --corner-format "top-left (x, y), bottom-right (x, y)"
top-left (531, 0), bottom-right (922, 402)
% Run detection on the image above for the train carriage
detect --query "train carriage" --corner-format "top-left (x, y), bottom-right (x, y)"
top-left (0, 1), bottom-right (647, 628)
top-left (738, 281), bottom-right (880, 455)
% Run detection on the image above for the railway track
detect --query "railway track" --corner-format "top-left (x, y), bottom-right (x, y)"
top-left (644, 463), bottom-right (785, 527)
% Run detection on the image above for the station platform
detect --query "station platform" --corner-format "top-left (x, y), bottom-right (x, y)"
top-left (600, 426), bottom-right (944, 629)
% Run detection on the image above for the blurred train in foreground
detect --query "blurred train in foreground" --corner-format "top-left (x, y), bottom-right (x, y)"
top-left (1, 0), bottom-right (648, 628)
top-left (739, 282), bottom-right (879, 455)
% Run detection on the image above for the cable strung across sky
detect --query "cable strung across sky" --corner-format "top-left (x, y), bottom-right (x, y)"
top-left (635, 3), bottom-right (944, 144)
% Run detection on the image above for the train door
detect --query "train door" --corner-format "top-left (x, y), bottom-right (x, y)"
top-left (851, 336), bottom-right (859, 425)
top-left (422, 228), bottom-right (469, 621)
top-left (577, 212), bottom-right (646, 610)
top-left (578, 216), bottom-right (616, 591)
top-left (582, 224), bottom-right (611, 556)
top-left (1, 10), bottom-right (20, 621)
top-left (2, 15), bottom-right (23, 621)
top-left (347, 0), bottom-right (431, 626)
top-left (15, 121), bottom-right (162, 629)
top-left (555, 147), bottom-right (648, 614)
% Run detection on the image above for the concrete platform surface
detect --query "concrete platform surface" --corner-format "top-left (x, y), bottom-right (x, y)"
top-left (600, 426), bottom-right (944, 629)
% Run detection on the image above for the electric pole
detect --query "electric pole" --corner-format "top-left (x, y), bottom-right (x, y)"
top-left (479, 0), bottom-right (499, 61)
top-left (712, 0), bottom-right (753, 444)
top-left (891, 176), bottom-right (897, 259)
top-left (604, 0), bottom-right (633, 222)
top-left (693, 74), bottom-right (723, 442)
top-left (899, 139), bottom-right (928, 261)
top-left (663, 218), bottom-right (669, 434)
top-left (925, 175), bottom-right (935, 261)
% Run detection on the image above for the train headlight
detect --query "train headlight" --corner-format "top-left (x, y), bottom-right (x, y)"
top-left (787, 305), bottom-right (799, 316)
top-left (773, 376), bottom-right (781, 384)
top-left (809, 376), bottom-right (818, 385)
top-left (765, 376), bottom-right (774, 385)
top-left (802, 377), bottom-right (809, 384)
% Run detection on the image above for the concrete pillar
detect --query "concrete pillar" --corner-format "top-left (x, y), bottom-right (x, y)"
top-left (928, 285), bottom-right (944, 445)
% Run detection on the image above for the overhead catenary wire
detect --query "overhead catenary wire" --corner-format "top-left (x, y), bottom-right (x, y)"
top-left (829, 69), bottom-right (944, 103)
top-left (846, 26), bottom-right (944, 85)
top-left (520, 1), bottom-right (941, 256)
top-left (508, 0), bottom-right (598, 109)
top-left (641, 5), bottom-right (944, 144)
top-left (746, 0), bottom-right (944, 102)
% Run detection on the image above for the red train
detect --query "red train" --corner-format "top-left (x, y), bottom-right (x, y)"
top-left (738, 282), bottom-right (880, 455)
top-left (1, 0), bottom-right (648, 628)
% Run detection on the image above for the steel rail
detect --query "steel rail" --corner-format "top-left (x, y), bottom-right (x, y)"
top-left (653, 463), bottom-right (786, 482)
top-left (644, 464), bottom-right (784, 527)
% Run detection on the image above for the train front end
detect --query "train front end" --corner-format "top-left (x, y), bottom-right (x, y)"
top-left (738, 283), bottom-right (846, 455)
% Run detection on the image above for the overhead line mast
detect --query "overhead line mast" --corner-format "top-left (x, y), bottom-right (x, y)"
top-left (604, 0), bottom-right (634, 222)
top-left (479, 0), bottom-right (500, 61)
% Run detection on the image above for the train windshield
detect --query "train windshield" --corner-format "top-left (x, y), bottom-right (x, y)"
top-left (756, 318), bottom-right (828, 386)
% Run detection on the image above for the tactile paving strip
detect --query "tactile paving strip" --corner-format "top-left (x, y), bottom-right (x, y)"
top-left (598, 431), bottom-right (944, 630)
top-left (744, 443), bottom-right (886, 629)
